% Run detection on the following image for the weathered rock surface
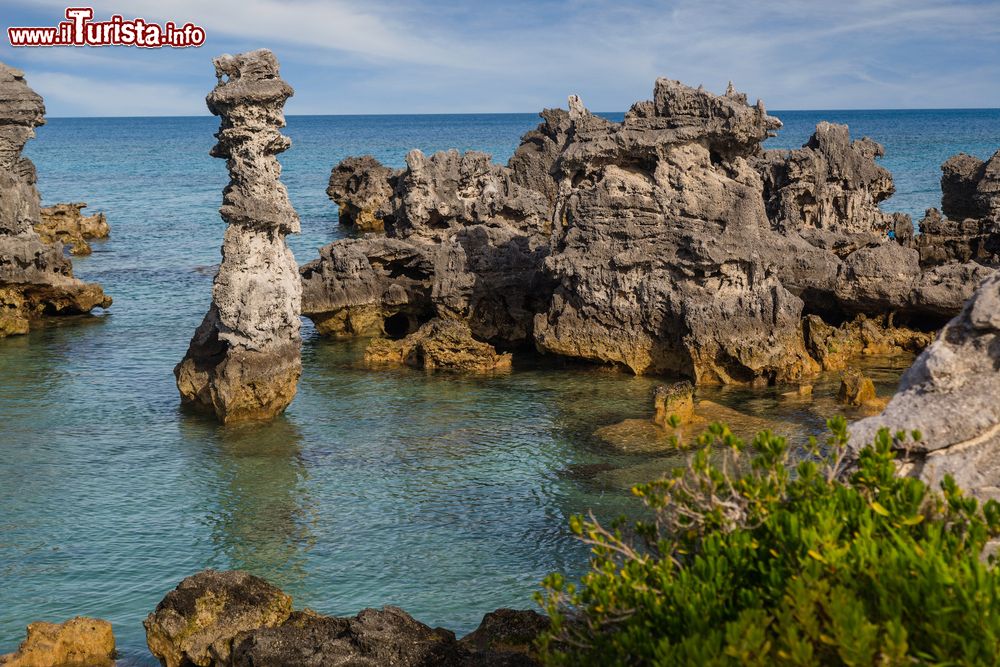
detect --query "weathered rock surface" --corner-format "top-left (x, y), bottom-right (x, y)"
top-left (850, 273), bottom-right (1000, 501)
top-left (914, 151), bottom-right (1000, 272)
top-left (459, 608), bottom-right (549, 658)
top-left (837, 368), bottom-right (883, 411)
top-left (147, 570), bottom-right (544, 667)
top-left (803, 313), bottom-right (933, 372)
top-left (306, 77), bottom-right (996, 385)
top-left (0, 62), bottom-right (110, 338)
top-left (653, 381), bottom-right (695, 427)
top-left (144, 570), bottom-right (293, 667)
top-left (365, 318), bottom-right (513, 372)
top-left (0, 617), bottom-right (114, 667)
top-left (233, 607), bottom-right (465, 667)
top-left (174, 50), bottom-right (302, 423)
top-left (327, 155), bottom-right (400, 232)
top-left (35, 202), bottom-right (109, 255)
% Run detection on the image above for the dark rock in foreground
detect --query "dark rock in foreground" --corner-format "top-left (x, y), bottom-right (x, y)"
top-left (305, 77), bottom-right (993, 385)
top-left (144, 570), bottom-right (293, 667)
top-left (0, 62), bottom-right (111, 338)
top-left (145, 569), bottom-right (546, 667)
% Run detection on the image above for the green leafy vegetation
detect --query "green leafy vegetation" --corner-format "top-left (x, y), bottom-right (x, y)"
top-left (538, 418), bottom-right (1000, 665)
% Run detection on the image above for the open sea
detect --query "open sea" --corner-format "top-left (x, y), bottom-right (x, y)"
top-left (2, 108), bottom-right (999, 664)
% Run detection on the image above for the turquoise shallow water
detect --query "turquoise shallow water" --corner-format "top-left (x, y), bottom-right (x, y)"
top-left (2, 109), bottom-right (1000, 664)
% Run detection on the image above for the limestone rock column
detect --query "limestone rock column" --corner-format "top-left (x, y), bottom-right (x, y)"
top-left (175, 50), bottom-right (301, 423)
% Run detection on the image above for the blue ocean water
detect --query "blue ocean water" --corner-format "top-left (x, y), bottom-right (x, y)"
top-left (1, 109), bottom-right (999, 664)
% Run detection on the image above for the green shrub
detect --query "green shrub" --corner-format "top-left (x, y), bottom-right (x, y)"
top-left (537, 417), bottom-right (1000, 666)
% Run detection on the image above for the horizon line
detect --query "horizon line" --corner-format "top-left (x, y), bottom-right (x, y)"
top-left (40, 106), bottom-right (1000, 120)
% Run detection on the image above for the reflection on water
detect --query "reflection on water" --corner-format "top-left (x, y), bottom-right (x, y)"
top-left (201, 419), bottom-right (314, 588)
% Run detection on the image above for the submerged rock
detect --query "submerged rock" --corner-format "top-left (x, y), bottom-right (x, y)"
top-left (174, 50), bottom-right (302, 423)
top-left (35, 202), bottom-right (109, 255)
top-left (837, 368), bottom-right (883, 411)
top-left (0, 63), bottom-right (110, 338)
top-left (850, 273), bottom-right (1000, 501)
top-left (144, 570), bottom-right (293, 667)
top-left (0, 617), bottom-right (114, 667)
top-left (653, 382), bottom-right (695, 427)
top-left (364, 318), bottom-right (512, 372)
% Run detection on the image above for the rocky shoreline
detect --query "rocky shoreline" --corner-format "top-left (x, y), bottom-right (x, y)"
top-left (307, 79), bottom-right (997, 386)
top-left (1, 570), bottom-right (549, 667)
top-left (0, 63), bottom-right (111, 339)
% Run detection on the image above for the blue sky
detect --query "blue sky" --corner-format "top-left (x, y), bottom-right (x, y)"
top-left (2, 0), bottom-right (1000, 117)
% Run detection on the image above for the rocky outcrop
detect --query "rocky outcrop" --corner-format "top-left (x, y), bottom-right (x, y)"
top-left (305, 77), bottom-right (995, 385)
top-left (459, 608), bottom-right (549, 660)
top-left (803, 313), bottom-right (933, 372)
top-left (146, 570), bottom-right (545, 667)
top-left (758, 121), bottom-right (895, 237)
top-left (914, 151), bottom-right (1000, 270)
top-left (0, 617), bottom-right (114, 667)
top-left (0, 63), bottom-right (110, 338)
top-left (174, 50), bottom-right (302, 423)
top-left (327, 155), bottom-right (400, 232)
top-left (302, 146), bottom-right (555, 347)
top-left (850, 273), bottom-right (1000, 501)
top-left (365, 318), bottom-right (513, 372)
top-left (35, 202), bottom-right (109, 255)
top-left (144, 570), bottom-right (293, 667)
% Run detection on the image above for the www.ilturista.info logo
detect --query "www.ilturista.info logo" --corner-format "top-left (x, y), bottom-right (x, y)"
top-left (8, 7), bottom-right (206, 48)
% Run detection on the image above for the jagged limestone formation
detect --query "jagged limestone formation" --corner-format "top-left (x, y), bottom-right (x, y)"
top-left (913, 151), bottom-right (1000, 268)
top-left (0, 63), bottom-right (110, 337)
top-left (304, 77), bottom-right (995, 385)
top-left (850, 273), bottom-right (1000, 501)
top-left (174, 50), bottom-right (301, 423)
top-left (327, 155), bottom-right (399, 232)
top-left (35, 202), bottom-right (109, 255)
top-left (364, 318), bottom-right (513, 373)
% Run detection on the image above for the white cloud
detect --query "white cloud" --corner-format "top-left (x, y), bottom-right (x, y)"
top-left (26, 72), bottom-right (203, 116)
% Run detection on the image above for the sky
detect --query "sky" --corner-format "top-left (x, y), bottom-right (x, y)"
top-left (2, 0), bottom-right (999, 117)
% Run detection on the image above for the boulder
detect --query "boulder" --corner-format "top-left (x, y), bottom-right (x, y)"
top-left (232, 607), bottom-right (465, 667)
top-left (144, 570), bottom-right (293, 667)
top-left (459, 609), bottom-right (549, 665)
top-left (35, 202), bottom-right (109, 255)
top-left (837, 369), bottom-right (880, 409)
top-left (174, 50), bottom-right (302, 423)
top-left (364, 318), bottom-right (512, 372)
top-left (0, 62), bottom-right (110, 338)
top-left (850, 273), bottom-right (1000, 501)
top-left (0, 617), bottom-right (114, 667)
top-left (653, 382), bottom-right (695, 427)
